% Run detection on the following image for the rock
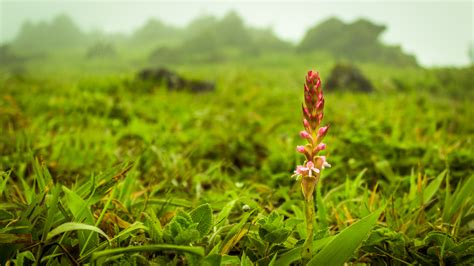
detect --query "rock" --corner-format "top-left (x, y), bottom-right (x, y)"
top-left (326, 64), bottom-right (373, 92)
top-left (137, 68), bottom-right (215, 93)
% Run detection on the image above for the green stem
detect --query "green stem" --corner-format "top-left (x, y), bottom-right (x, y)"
top-left (302, 194), bottom-right (315, 260)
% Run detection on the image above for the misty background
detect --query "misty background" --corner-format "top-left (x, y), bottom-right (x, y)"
top-left (1, 0), bottom-right (473, 67)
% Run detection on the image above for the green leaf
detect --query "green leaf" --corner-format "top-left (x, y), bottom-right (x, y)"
top-left (42, 184), bottom-right (61, 241)
top-left (144, 211), bottom-right (163, 243)
top-left (62, 186), bottom-right (97, 251)
top-left (46, 222), bottom-right (110, 242)
top-left (189, 203), bottom-right (213, 236)
top-left (423, 170), bottom-right (447, 205)
top-left (241, 251), bottom-right (254, 266)
top-left (268, 253), bottom-right (278, 266)
top-left (220, 210), bottom-right (255, 254)
top-left (0, 233), bottom-right (32, 244)
top-left (316, 185), bottom-right (328, 230)
top-left (308, 207), bottom-right (384, 266)
top-left (16, 250), bottom-right (35, 264)
top-left (32, 157), bottom-right (54, 194)
top-left (443, 175), bottom-right (474, 222)
top-left (275, 236), bottom-right (334, 265)
top-left (258, 212), bottom-right (292, 244)
top-left (215, 200), bottom-right (236, 227)
top-left (163, 210), bottom-right (201, 245)
top-left (110, 222), bottom-right (147, 242)
top-left (221, 255), bottom-right (241, 265)
top-left (202, 254), bottom-right (222, 266)
top-left (90, 244), bottom-right (204, 262)
top-left (0, 171), bottom-right (11, 197)
top-left (375, 160), bottom-right (395, 180)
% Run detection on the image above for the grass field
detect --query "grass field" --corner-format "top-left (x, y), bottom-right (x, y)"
top-left (1, 53), bottom-right (473, 265)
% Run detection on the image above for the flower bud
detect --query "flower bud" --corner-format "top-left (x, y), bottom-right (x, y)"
top-left (303, 119), bottom-right (310, 129)
top-left (296, 145), bottom-right (306, 153)
top-left (317, 126), bottom-right (329, 139)
top-left (317, 113), bottom-right (324, 124)
top-left (316, 99), bottom-right (324, 110)
top-left (302, 105), bottom-right (311, 120)
top-left (317, 143), bottom-right (326, 151)
top-left (299, 130), bottom-right (312, 140)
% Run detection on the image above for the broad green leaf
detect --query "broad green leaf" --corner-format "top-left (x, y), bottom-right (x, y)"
top-left (258, 212), bottom-right (291, 244)
top-left (308, 207), bottom-right (384, 266)
top-left (275, 236), bottom-right (334, 265)
top-left (62, 186), bottom-right (97, 251)
top-left (189, 203), bottom-right (213, 236)
top-left (46, 222), bottom-right (110, 242)
top-left (62, 186), bottom-right (94, 223)
top-left (163, 210), bottom-right (200, 245)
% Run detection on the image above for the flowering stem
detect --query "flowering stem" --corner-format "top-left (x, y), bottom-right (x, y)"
top-left (293, 70), bottom-right (330, 261)
top-left (302, 193), bottom-right (315, 260)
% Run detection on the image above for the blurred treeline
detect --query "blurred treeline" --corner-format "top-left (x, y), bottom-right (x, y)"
top-left (2, 12), bottom-right (417, 65)
top-left (1, 11), bottom-right (473, 99)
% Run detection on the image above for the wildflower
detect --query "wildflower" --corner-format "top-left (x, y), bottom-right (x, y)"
top-left (293, 70), bottom-right (332, 260)
top-left (293, 70), bottom-right (331, 199)
top-left (293, 161), bottom-right (320, 179)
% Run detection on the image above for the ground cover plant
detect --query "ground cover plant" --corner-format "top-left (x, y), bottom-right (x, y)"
top-left (1, 10), bottom-right (473, 266)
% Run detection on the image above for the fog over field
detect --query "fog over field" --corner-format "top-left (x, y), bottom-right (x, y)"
top-left (1, 0), bottom-right (472, 66)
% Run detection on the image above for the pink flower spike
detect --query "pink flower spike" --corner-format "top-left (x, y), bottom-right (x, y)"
top-left (296, 145), bottom-right (306, 153)
top-left (299, 130), bottom-right (312, 140)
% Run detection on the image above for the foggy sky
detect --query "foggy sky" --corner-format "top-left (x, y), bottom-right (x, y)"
top-left (0, 0), bottom-right (472, 66)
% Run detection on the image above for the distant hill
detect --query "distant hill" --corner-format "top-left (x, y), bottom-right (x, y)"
top-left (13, 14), bottom-right (87, 54)
top-left (149, 11), bottom-right (292, 63)
top-left (8, 12), bottom-right (418, 66)
top-left (298, 17), bottom-right (418, 66)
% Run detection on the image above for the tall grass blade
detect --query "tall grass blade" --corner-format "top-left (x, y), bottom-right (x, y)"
top-left (308, 207), bottom-right (384, 266)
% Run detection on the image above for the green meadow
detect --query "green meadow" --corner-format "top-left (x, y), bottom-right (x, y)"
top-left (1, 12), bottom-right (473, 265)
